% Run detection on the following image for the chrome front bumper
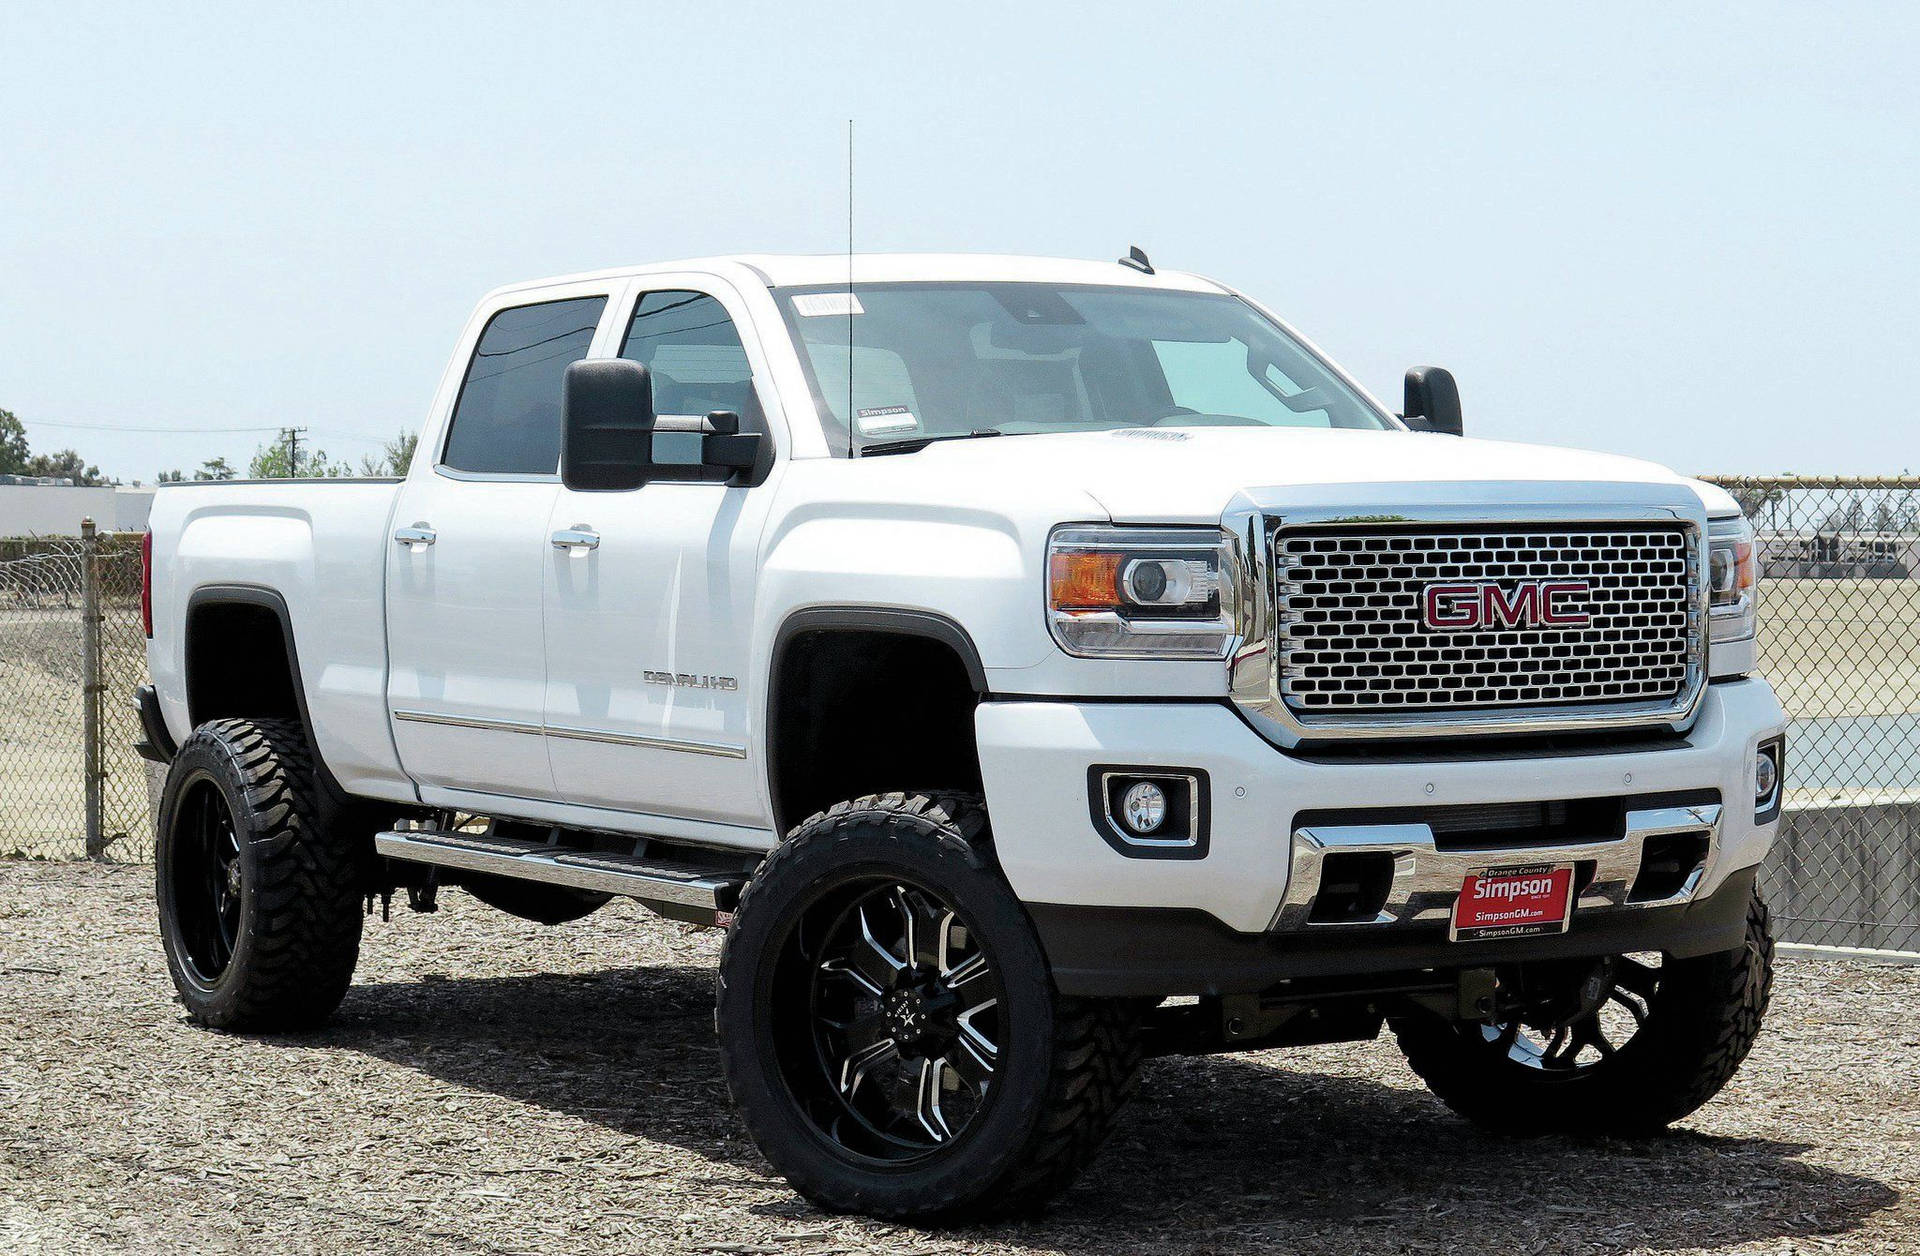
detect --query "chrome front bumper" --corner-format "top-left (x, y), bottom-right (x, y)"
top-left (1270, 803), bottom-right (1722, 933)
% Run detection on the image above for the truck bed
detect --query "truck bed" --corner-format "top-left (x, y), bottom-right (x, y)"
top-left (145, 478), bottom-right (412, 800)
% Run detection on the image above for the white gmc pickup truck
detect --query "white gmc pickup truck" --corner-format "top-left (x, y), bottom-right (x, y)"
top-left (140, 252), bottom-right (1786, 1221)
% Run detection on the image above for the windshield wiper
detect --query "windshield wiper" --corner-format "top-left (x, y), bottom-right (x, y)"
top-left (857, 429), bottom-right (1005, 457)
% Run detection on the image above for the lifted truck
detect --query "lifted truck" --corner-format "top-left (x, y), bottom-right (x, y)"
top-left (139, 252), bottom-right (1785, 1220)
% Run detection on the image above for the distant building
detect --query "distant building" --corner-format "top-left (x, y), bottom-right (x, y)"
top-left (0, 484), bottom-right (155, 537)
top-left (1759, 530), bottom-right (1919, 579)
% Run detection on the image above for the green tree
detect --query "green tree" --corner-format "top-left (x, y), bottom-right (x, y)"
top-left (358, 430), bottom-right (419, 477)
top-left (24, 449), bottom-right (110, 485)
top-left (0, 408), bottom-right (30, 475)
top-left (249, 437), bottom-right (351, 479)
top-left (159, 457), bottom-right (239, 483)
top-left (1725, 481), bottom-right (1788, 524)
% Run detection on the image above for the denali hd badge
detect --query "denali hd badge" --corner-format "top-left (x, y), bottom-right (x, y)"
top-left (644, 670), bottom-right (738, 691)
top-left (1420, 581), bottom-right (1591, 631)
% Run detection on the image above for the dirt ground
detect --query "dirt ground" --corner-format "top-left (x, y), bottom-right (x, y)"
top-left (2, 862), bottom-right (1915, 1256)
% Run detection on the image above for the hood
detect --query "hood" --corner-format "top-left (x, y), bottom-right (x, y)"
top-left (897, 426), bottom-right (1713, 524)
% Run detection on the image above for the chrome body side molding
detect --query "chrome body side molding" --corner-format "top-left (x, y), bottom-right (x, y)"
top-left (390, 708), bottom-right (748, 759)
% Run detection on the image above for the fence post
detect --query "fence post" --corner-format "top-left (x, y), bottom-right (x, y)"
top-left (81, 518), bottom-right (105, 859)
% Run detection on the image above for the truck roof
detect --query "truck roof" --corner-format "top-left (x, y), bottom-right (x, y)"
top-left (482, 253), bottom-right (1231, 302)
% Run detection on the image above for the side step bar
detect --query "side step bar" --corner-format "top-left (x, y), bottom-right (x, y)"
top-left (374, 829), bottom-right (746, 923)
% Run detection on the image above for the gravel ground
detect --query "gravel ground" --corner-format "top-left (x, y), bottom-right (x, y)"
top-left (2, 860), bottom-right (1915, 1256)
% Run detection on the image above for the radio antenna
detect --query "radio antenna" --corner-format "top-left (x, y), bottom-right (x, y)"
top-left (846, 118), bottom-right (857, 458)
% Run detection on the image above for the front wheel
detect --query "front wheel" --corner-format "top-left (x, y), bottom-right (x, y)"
top-left (716, 792), bottom-right (1142, 1221)
top-left (1390, 889), bottom-right (1775, 1136)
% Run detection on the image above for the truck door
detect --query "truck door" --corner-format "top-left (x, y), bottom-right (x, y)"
top-left (386, 286), bottom-right (614, 802)
top-left (541, 279), bottom-right (780, 829)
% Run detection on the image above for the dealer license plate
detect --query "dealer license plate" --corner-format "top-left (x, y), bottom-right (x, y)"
top-left (1450, 863), bottom-right (1576, 942)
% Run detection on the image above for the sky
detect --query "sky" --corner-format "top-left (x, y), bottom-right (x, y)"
top-left (1, 2), bottom-right (1915, 483)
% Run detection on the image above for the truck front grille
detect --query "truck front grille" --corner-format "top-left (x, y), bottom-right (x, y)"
top-left (1276, 524), bottom-right (1700, 717)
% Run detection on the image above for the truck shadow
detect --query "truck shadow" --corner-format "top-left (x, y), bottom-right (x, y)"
top-left (332, 964), bottom-right (1899, 1253)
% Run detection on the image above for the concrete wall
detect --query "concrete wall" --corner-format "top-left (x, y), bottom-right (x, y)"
top-left (0, 485), bottom-right (154, 536)
top-left (1765, 797), bottom-right (1920, 952)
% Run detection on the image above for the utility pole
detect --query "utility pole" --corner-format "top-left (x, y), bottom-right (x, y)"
top-left (279, 426), bottom-right (307, 477)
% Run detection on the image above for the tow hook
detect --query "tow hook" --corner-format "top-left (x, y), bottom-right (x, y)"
top-left (1458, 967), bottom-right (1498, 1020)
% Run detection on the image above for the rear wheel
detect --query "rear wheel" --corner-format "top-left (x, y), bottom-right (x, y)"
top-left (156, 717), bottom-right (366, 1031)
top-left (1391, 889), bottom-right (1774, 1135)
top-left (717, 792), bottom-right (1142, 1220)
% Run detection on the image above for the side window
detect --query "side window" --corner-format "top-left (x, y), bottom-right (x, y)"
top-left (441, 295), bottom-right (607, 475)
top-left (620, 290), bottom-right (762, 468)
top-left (622, 288), bottom-right (760, 406)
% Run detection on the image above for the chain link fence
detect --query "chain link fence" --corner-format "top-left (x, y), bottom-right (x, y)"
top-left (2, 483), bottom-right (1917, 954)
top-left (1706, 476), bottom-right (1920, 955)
top-left (0, 526), bottom-right (151, 861)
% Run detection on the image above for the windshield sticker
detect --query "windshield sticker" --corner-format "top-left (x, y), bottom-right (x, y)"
top-left (793, 292), bottom-right (865, 318)
top-left (855, 405), bottom-right (920, 435)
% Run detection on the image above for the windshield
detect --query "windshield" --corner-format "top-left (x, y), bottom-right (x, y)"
top-left (773, 282), bottom-right (1392, 453)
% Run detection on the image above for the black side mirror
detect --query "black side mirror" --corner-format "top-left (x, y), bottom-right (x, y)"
top-left (702, 411), bottom-right (763, 478)
top-left (562, 359), bottom-right (655, 491)
top-left (1403, 366), bottom-right (1463, 437)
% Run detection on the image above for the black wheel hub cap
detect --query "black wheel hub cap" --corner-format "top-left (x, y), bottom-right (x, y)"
top-left (882, 985), bottom-right (940, 1046)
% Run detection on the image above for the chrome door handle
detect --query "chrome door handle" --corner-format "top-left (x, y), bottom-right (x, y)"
top-left (393, 523), bottom-right (436, 549)
top-left (551, 526), bottom-right (600, 553)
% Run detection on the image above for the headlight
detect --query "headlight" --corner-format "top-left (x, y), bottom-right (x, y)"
top-left (1047, 526), bottom-right (1240, 658)
top-left (1708, 514), bottom-right (1758, 647)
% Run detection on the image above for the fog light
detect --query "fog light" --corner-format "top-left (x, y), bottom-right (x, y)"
top-left (1091, 768), bottom-right (1208, 857)
top-left (1755, 747), bottom-right (1779, 805)
top-left (1121, 781), bottom-right (1167, 834)
top-left (1754, 737), bottom-right (1784, 823)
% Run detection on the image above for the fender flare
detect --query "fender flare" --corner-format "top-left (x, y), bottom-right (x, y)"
top-left (181, 584), bottom-right (344, 799)
top-left (764, 607), bottom-right (989, 834)
top-left (770, 606), bottom-right (988, 695)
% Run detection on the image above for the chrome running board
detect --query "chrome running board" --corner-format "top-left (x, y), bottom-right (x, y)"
top-left (375, 828), bottom-right (746, 922)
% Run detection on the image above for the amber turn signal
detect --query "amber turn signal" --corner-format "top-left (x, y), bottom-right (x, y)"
top-left (1049, 551), bottom-right (1123, 610)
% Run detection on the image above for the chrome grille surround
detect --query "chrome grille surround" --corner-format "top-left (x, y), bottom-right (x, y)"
top-left (1282, 525), bottom-right (1694, 711)
top-left (1226, 501), bottom-right (1710, 746)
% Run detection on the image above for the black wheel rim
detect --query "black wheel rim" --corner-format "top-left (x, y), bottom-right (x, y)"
top-left (1481, 953), bottom-right (1664, 1073)
top-left (771, 878), bottom-right (1006, 1162)
top-left (167, 774), bottom-right (243, 984)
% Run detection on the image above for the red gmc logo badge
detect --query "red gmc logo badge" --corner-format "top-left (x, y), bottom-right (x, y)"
top-left (1421, 581), bottom-right (1592, 631)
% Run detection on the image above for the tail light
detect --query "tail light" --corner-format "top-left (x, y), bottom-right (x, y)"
top-left (140, 530), bottom-right (154, 638)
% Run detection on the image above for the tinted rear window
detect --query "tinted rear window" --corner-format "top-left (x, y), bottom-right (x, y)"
top-left (442, 296), bottom-right (606, 475)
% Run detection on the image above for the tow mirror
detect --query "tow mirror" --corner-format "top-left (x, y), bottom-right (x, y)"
top-left (702, 410), bottom-right (763, 477)
top-left (562, 358), bottom-right (655, 491)
top-left (1403, 366), bottom-right (1463, 437)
